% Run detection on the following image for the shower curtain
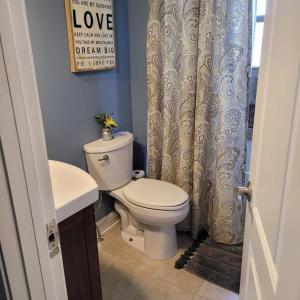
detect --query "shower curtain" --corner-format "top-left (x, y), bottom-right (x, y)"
top-left (147, 0), bottom-right (252, 244)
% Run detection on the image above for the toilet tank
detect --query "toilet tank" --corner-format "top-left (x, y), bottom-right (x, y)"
top-left (84, 132), bottom-right (133, 191)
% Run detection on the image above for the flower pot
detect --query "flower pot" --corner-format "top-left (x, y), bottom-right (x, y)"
top-left (102, 128), bottom-right (113, 141)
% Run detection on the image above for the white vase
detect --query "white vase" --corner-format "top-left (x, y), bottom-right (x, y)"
top-left (102, 128), bottom-right (113, 141)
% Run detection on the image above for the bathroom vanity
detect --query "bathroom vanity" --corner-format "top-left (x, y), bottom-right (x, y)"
top-left (48, 160), bottom-right (102, 300)
top-left (59, 204), bottom-right (102, 300)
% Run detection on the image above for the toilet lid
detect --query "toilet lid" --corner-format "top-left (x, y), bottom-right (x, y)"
top-left (123, 178), bottom-right (189, 210)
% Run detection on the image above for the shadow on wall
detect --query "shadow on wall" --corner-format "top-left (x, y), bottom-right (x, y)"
top-left (128, 0), bottom-right (149, 171)
top-left (133, 141), bottom-right (147, 171)
top-left (94, 193), bottom-right (115, 221)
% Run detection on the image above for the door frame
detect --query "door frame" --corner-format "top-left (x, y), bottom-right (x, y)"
top-left (0, 0), bottom-right (67, 299)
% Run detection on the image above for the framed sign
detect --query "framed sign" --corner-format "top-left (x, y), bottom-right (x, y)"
top-left (64, 0), bottom-right (116, 72)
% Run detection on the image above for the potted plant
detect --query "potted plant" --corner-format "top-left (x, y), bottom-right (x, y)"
top-left (95, 113), bottom-right (118, 141)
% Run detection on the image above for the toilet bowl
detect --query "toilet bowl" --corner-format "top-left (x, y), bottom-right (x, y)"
top-left (110, 178), bottom-right (189, 259)
top-left (84, 132), bottom-right (189, 260)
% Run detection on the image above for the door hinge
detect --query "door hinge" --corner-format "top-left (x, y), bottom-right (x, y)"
top-left (46, 219), bottom-right (60, 258)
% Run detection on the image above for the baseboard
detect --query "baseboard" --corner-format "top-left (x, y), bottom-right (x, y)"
top-left (96, 211), bottom-right (120, 235)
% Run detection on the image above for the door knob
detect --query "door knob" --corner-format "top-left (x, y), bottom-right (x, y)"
top-left (236, 181), bottom-right (252, 202)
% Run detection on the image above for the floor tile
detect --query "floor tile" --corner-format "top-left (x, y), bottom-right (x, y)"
top-left (99, 226), bottom-right (239, 300)
top-left (193, 295), bottom-right (207, 300)
top-left (100, 259), bottom-right (138, 300)
top-left (196, 281), bottom-right (239, 300)
top-left (153, 258), bottom-right (205, 293)
top-left (98, 249), bottom-right (116, 273)
top-left (131, 277), bottom-right (195, 300)
top-left (99, 226), bottom-right (127, 258)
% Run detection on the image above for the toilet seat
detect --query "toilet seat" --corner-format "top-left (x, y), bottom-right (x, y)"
top-left (123, 178), bottom-right (189, 211)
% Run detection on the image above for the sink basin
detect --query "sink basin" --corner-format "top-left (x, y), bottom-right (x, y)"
top-left (49, 160), bottom-right (98, 222)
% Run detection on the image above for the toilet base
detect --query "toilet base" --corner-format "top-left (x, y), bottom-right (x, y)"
top-left (114, 200), bottom-right (178, 260)
top-left (144, 225), bottom-right (177, 260)
top-left (120, 230), bottom-right (144, 253)
top-left (121, 225), bottom-right (178, 260)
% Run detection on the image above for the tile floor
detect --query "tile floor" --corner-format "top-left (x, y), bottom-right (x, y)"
top-left (98, 226), bottom-right (239, 300)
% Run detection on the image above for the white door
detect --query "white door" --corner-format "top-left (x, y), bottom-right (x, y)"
top-left (0, 0), bottom-right (68, 299)
top-left (240, 0), bottom-right (300, 299)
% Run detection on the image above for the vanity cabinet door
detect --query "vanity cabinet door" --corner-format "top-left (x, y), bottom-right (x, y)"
top-left (59, 204), bottom-right (102, 300)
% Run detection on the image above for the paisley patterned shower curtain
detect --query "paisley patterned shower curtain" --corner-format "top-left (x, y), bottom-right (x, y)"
top-left (147, 0), bottom-right (252, 244)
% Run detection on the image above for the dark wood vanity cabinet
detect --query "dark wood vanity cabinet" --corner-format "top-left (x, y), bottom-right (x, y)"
top-left (58, 204), bottom-right (102, 300)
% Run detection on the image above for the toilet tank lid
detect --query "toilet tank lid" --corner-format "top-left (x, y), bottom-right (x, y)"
top-left (84, 131), bottom-right (133, 153)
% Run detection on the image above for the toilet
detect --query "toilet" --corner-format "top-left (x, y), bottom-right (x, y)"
top-left (84, 131), bottom-right (189, 260)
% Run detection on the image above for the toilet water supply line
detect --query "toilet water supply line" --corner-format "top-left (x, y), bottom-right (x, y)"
top-left (95, 191), bottom-right (104, 242)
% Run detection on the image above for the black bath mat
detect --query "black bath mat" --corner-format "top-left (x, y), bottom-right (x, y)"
top-left (175, 232), bottom-right (243, 293)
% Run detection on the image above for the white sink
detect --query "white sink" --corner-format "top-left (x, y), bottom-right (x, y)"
top-left (49, 160), bottom-right (98, 222)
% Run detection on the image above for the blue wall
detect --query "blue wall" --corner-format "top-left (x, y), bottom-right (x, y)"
top-left (25, 0), bottom-right (132, 220)
top-left (128, 0), bottom-right (148, 170)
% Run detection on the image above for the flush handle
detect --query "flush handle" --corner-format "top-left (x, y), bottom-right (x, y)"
top-left (98, 155), bottom-right (109, 162)
top-left (236, 181), bottom-right (252, 203)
